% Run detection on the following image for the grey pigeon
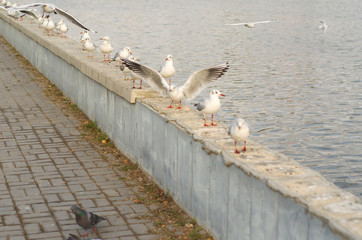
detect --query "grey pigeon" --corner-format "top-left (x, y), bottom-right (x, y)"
top-left (65, 233), bottom-right (101, 240)
top-left (71, 205), bottom-right (105, 237)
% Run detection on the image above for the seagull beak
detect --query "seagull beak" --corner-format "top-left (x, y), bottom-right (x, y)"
top-left (220, 94), bottom-right (225, 97)
top-left (99, 38), bottom-right (103, 40)
top-left (165, 58), bottom-right (168, 60)
top-left (130, 52), bottom-right (133, 55)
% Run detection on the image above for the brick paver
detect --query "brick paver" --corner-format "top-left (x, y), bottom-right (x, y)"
top-left (0, 38), bottom-right (158, 239)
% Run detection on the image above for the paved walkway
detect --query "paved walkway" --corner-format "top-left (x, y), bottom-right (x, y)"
top-left (0, 39), bottom-right (159, 239)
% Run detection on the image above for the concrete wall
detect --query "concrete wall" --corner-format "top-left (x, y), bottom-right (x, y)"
top-left (1, 11), bottom-right (362, 240)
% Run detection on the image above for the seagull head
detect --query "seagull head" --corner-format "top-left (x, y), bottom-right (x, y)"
top-left (100, 36), bottom-right (110, 42)
top-left (128, 55), bottom-right (139, 62)
top-left (211, 89), bottom-right (225, 97)
top-left (165, 55), bottom-right (173, 61)
top-left (125, 47), bottom-right (132, 55)
top-left (236, 118), bottom-right (246, 130)
top-left (169, 85), bottom-right (176, 92)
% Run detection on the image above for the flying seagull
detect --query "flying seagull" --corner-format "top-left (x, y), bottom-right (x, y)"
top-left (122, 59), bottom-right (229, 109)
top-left (12, 3), bottom-right (96, 32)
top-left (225, 19), bottom-right (276, 28)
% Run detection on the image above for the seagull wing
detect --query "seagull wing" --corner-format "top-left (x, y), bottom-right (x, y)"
top-left (54, 7), bottom-right (97, 33)
top-left (225, 22), bottom-right (249, 26)
top-left (122, 59), bottom-right (169, 95)
top-left (12, 3), bottom-right (45, 8)
top-left (251, 19), bottom-right (276, 24)
top-left (19, 9), bottom-right (38, 19)
top-left (225, 19), bottom-right (275, 26)
top-left (181, 62), bottom-right (229, 101)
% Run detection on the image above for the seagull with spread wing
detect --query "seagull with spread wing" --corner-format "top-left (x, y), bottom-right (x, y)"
top-left (122, 59), bottom-right (229, 109)
top-left (225, 19), bottom-right (276, 28)
top-left (12, 3), bottom-right (96, 32)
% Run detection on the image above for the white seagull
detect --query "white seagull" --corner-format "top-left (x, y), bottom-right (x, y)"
top-left (319, 20), bottom-right (328, 34)
top-left (225, 19), bottom-right (276, 28)
top-left (100, 36), bottom-right (113, 62)
top-left (84, 38), bottom-right (96, 58)
top-left (80, 30), bottom-right (90, 50)
top-left (59, 22), bottom-right (68, 38)
top-left (120, 54), bottom-right (137, 81)
top-left (159, 55), bottom-right (176, 86)
top-left (12, 3), bottom-right (96, 32)
top-left (113, 47), bottom-right (133, 65)
top-left (228, 118), bottom-right (250, 153)
top-left (122, 59), bottom-right (229, 109)
top-left (195, 89), bottom-right (225, 126)
top-left (45, 18), bottom-right (55, 36)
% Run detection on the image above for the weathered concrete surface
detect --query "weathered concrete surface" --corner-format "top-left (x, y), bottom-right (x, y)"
top-left (0, 37), bottom-right (158, 239)
top-left (1, 9), bottom-right (362, 240)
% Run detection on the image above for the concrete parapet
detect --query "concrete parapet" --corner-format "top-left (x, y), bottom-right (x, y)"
top-left (1, 10), bottom-right (361, 240)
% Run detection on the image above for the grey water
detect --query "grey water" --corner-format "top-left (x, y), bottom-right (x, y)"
top-left (19, 0), bottom-right (362, 197)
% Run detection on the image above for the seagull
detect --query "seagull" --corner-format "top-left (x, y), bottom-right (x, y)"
top-left (319, 20), bottom-right (328, 33)
top-left (120, 55), bottom-right (138, 81)
top-left (159, 55), bottom-right (176, 86)
top-left (128, 56), bottom-right (143, 89)
top-left (55, 19), bottom-right (63, 34)
top-left (80, 30), bottom-right (90, 50)
top-left (12, 3), bottom-right (96, 32)
top-left (59, 22), bottom-right (68, 38)
top-left (225, 19), bottom-right (276, 28)
top-left (228, 118), bottom-right (250, 153)
top-left (113, 47), bottom-right (133, 66)
top-left (1, 6), bottom-right (38, 20)
top-left (122, 59), bottom-right (229, 109)
top-left (84, 38), bottom-right (96, 58)
top-left (100, 36), bottom-right (113, 62)
top-left (45, 18), bottom-right (55, 36)
top-left (195, 89), bottom-right (225, 126)
top-left (71, 205), bottom-right (105, 237)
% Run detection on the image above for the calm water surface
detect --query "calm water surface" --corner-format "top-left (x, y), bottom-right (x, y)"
top-left (19, 0), bottom-right (362, 197)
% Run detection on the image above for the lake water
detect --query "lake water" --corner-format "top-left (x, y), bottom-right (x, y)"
top-left (17, 0), bottom-right (362, 197)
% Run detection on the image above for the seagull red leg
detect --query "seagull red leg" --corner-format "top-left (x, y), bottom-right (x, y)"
top-left (235, 141), bottom-right (240, 154)
top-left (138, 80), bottom-right (142, 89)
top-left (177, 101), bottom-right (182, 109)
top-left (211, 114), bottom-right (217, 126)
top-left (167, 101), bottom-right (173, 108)
top-left (242, 140), bottom-right (247, 151)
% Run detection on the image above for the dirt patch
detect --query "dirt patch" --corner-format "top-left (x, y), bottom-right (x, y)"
top-left (1, 36), bottom-right (213, 240)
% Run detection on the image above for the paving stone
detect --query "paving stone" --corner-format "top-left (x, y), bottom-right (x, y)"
top-left (0, 37), bottom-right (162, 240)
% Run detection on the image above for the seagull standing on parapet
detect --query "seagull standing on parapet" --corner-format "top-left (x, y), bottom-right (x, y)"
top-left (113, 47), bottom-right (133, 66)
top-left (59, 22), bottom-right (68, 38)
top-left (100, 36), bottom-right (113, 62)
top-left (159, 55), bottom-right (175, 86)
top-left (84, 38), bottom-right (96, 58)
top-left (225, 19), bottom-right (276, 28)
top-left (195, 89), bottom-right (225, 126)
top-left (71, 205), bottom-right (105, 237)
top-left (122, 59), bottom-right (229, 109)
top-left (128, 56), bottom-right (143, 89)
top-left (80, 30), bottom-right (90, 50)
top-left (45, 18), bottom-right (55, 36)
top-left (12, 3), bottom-right (96, 33)
top-left (319, 20), bottom-right (328, 33)
top-left (55, 19), bottom-right (63, 34)
top-left (120, 54), bottom-right (137, 81)
top-left (228, 118), bottom-right (250, 153)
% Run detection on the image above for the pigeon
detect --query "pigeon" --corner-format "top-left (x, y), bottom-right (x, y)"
top-left (122, 59), bottom-right (228, 109)
top-left (195, 89), bottom-right (225, 126)
top-left (225, 19), bottom-right (276, 28)
top-left (228, 118), bottom-right (250, 153)
top-left (65, 233), bottom-right (101, 240)
top-left (159, 55), bottom-right (175, 86)
top-left (71, 205), bottom-right (105, 237)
